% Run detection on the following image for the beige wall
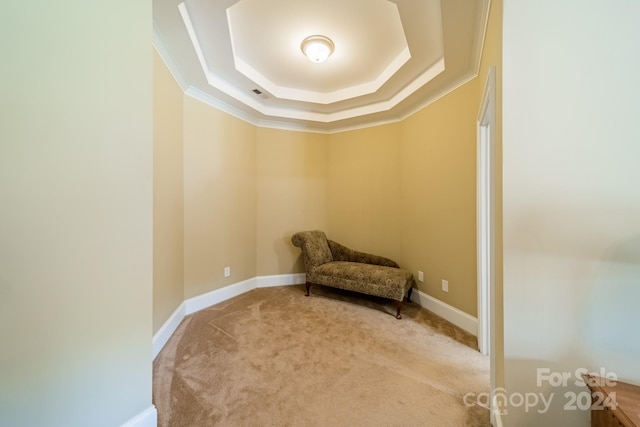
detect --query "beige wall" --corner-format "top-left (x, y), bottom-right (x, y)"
top-left (503, 1), bottom-right (640, 425)
top-left (400, 81), bottom-right (479, 316)
top-left (182, 97), bottom-right (257, 299)
top-left (323, 107), bottom-right (478, 316)
top-left (0, 1), bottom-right (153, 426)
top-left (185, 95), bottom-right (477, 320)
top-left (256, 128), bottom-right (329, 275)
top-left (163, 37), bottom-right (494, 319)
top-left (153, 50), bottom-right (185, 333)
top-left (327, 124), bottom-right (403, 262)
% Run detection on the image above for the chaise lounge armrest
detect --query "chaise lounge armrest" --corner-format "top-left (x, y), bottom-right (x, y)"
top-left (327, 240), bottom-right (399, 268)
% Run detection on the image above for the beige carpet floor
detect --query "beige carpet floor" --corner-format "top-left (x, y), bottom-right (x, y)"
top-left (153, 285), bottom-right (490, 426)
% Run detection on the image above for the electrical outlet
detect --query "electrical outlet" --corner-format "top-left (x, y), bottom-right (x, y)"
top-left (224, 266), bottom-right (231, 277)
top-left (442, 279), bottom-right (448, 292)
top-left (418, 271), bottom-right (424, 282)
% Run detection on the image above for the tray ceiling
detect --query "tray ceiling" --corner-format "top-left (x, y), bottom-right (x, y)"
top-left (153, 0), bottom-right (490, 133)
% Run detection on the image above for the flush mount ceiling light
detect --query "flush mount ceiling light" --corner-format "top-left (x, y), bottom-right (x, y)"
top-left (300, 35), bottom-right (335, 63)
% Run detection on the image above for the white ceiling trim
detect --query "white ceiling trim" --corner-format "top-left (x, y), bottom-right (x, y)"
top-left (154, 39), bottom-right (479, 134)
top-left (184, 86), bottom-right (265, 126)
top-left (154, 0), bottom-right (493, 134)
top-left (195, 57), bottom-right (447, 124)
top-left (231, 47), bottom-right (411, 105)
top-left (471, 0), bottom-right (493, 75)
top-left (179, 1), bottom-right (448, 124)
top-left (152, 22), bottom-right (189, 92)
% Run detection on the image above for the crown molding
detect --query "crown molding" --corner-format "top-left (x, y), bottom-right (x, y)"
top-left (152, 0), bottom-right (490, 134)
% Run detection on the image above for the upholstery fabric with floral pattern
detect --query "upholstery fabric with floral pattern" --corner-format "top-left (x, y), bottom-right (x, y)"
top-left (291, 230), bottom-right (414, 319)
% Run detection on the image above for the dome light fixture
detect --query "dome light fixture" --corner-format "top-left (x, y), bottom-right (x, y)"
top-left (300, 35), bottom-right (335, 64)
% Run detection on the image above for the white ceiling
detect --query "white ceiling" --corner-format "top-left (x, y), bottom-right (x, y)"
top-left (153, 0), bottom-right (490, 133)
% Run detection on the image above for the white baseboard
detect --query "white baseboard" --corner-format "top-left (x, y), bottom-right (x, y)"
top-left (153, 274), bottom-right (303, 359)
top-left (120, 405), bottom-right (157, 427)
top-left (184, 277), bottom-right (257, 315)
top-left (152, 302), bottom-right (186, 359)
top-left (257, 273), bottom-right (305, 287)
top-left (410, 288), bottom-right (477, 336)
top-left (153, 277), bottom-right (478, 361)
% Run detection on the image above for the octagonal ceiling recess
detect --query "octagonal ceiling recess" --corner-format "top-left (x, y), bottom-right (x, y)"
top-left (226, 0), bottom-right (415, 105)
top-left (153, 0), bottom-right (491, 133)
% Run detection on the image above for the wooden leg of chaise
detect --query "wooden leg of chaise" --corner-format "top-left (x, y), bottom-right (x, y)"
top-left (305, 282), bottom-right (311, 296)
top-left (395, 300), bottom-right (403, 319)
top-left (407, 287), bottom-right (413, 302)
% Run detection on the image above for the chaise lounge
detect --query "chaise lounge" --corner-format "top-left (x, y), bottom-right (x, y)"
top-left (291, 230), bottom-right (414, 319)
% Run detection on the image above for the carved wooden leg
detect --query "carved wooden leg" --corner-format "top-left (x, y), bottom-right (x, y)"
top-left (395, 300), bottom-right (403, 319)
top-left (406, 286), bottom-right (413, 302)
top-left (305, 282), bottom-right (311, 296)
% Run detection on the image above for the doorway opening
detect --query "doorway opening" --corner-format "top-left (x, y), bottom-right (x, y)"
top-left (477, 66), bottom-right (496, 423)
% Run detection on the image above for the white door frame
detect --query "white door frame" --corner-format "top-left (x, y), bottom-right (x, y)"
top-left (477, 66), bottom-right (496, 422)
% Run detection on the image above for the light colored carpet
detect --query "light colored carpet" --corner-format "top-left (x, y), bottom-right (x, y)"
top-left (153, 285), bottom-right (490, 426)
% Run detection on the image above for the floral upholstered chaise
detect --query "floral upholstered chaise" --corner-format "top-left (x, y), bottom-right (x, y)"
top-left (291, 230), bottom-right (414, 319)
